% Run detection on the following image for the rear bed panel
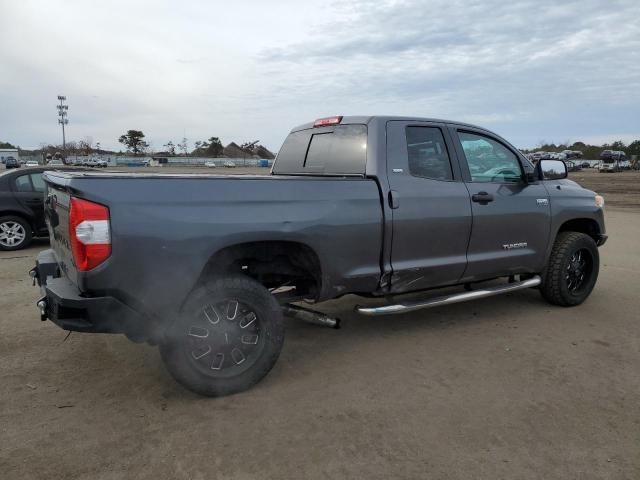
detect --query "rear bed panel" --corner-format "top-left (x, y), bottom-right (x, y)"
top-left (42, 172), bottom-right (384, 322)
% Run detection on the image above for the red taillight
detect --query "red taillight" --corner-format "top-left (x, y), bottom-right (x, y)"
top-left (69, 197), bottom-right (111, 271)
top-left (313, 116), bottom-right (343, 127)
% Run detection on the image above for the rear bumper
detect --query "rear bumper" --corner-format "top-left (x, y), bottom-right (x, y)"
top-left (32, 249), bottom-right (145, 334)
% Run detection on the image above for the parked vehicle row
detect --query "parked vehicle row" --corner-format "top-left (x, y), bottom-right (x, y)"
top-left (74, 157), bottom-right (108, 168)
top-left (600, 150), bottom-right (627, 161)
top-left (528, 150), bottom-right (583, 162)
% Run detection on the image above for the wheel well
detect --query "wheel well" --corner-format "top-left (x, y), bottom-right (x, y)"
top-left (198, 241), bottom-right (322, 301)
top-left (558, 218), bottom-right (600, 240)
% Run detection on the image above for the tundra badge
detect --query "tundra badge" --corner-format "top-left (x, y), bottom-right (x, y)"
top-left (503, 242), bottom-right (528, 250)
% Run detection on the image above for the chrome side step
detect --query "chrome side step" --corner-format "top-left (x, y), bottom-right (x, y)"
top-left (356, 275), bottom-right (541, 316)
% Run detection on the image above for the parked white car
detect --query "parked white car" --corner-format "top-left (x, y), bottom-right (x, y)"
top-left (25, 161), bottom-right (39, 167)
top-left (205, 161), bottom-right (217, 168)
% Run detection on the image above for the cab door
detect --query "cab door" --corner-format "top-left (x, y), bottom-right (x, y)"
top-left (449, 126), bottom-right (551, 280)
top-left (386, 121), bottom-right (472, 293)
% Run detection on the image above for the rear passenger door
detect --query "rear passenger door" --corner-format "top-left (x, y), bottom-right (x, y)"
top-left (386, 121), bottom-right (472, 293)
top-left (12, 172), bottom-right (47, 233)
top-left (450, 127), bottom-right (551, 280)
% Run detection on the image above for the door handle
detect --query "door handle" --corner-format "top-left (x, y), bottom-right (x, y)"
top-left (388, 190), bottom-right (399, 209)
top-left (472, 192), bottom-right (494, 204)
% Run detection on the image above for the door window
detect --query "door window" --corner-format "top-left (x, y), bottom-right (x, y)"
top-left (14, 174), bottom-right (33, 192)
top-left (30, 173), bottom-right (45, 192)
top-left (458, 132), bottom-right (522, 183)
top-left (406, 127), bottom-right (453, 181)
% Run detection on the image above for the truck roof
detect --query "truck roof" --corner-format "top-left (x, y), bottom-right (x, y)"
top-left (290, 115), bottom-right (489, 133)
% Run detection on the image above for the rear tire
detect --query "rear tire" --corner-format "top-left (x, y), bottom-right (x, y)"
top-left (0, 216), bottom-right (32, 251)
top-left (159, 275), bottom-right (285, 397)
top-left (540, 232), bottom-right (599, 306)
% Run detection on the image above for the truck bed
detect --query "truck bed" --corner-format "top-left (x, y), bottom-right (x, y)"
top-left (43, 171), bottom-right (384, 324)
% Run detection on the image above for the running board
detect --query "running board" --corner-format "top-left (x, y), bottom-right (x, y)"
top-left (356, 275), bottom-right (541, 316)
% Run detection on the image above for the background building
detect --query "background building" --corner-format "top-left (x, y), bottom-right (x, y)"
top-left (0, 148), bottom-right (19, 164)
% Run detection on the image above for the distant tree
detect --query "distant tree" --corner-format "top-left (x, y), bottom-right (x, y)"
top-left (205, 136), bottom-right (224, 157)
top-left (609, 140), bottom-right (627, 150)
top-left (78, 138), bottom-right (93, 156)
top-left (177, 137), bottom-right (188, 156)
top-left (627, 140), bottom-right (640, 157)
top-left (118, 130), bottom-right (149, 156)
top-left (65, 141), bottom-right (79, 155)
top-left (240, 141), bottom-right (260, 155)
top-left (163, 141), bottom-right (176, 156)
top-left (0, 141), bottom-right (16, 149)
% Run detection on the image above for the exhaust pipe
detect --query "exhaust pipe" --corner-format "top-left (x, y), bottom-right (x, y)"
top-left (283, 304), bottom-right (341, 329)
top-left (356, 275), bottom-right (541, 316)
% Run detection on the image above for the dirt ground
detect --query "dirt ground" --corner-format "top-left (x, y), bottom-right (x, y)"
top-left (1, 173), bottom-right (640, 479)
top-left (568, 169), bottom-right (640, 209)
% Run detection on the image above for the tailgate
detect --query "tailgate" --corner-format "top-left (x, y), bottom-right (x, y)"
top-left (44, 174), bottom-right (79, 286)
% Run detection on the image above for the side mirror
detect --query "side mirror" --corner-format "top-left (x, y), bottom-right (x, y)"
top-left (537, 159), bottom-right (568, 180)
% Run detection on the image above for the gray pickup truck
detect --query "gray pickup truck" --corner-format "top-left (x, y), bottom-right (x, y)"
top-left (32, 116), bottom-right (607, 396)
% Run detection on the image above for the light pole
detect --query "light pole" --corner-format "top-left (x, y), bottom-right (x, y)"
top-left (57, 95), bottom-right (69, 157)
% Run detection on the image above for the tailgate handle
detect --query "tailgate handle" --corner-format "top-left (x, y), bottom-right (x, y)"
top-left (45, 195), bottom-right (59, 227)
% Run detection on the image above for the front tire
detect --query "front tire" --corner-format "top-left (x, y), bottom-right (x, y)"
top-left (159, 275), bottom-right (285, 397)
top-left (0, 216), bottom-right (32, 251)
top-left (540, 232), bottom-right (599, 306)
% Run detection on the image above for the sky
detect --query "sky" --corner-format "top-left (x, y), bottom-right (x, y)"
top-left (1, 0), bottom-right (638, 152)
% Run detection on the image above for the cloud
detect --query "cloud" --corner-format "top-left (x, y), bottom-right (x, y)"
top-left (0, 0), bottom-right (638, 151)
top-left (259, 0), bottom-right (640, 147)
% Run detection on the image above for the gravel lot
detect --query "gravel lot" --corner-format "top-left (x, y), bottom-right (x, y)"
top-left (1, 169), bottom-right (639, 479)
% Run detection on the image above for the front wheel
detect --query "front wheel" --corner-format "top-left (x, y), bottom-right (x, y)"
top-left (159, 275), bottom-right (285, 397)
top-left (540, 232), bottom-right (599, 306)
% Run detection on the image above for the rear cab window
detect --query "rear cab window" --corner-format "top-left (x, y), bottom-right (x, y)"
top-left (406, 126), bottom-right (453, 181)
top-left (273, 124), bottom-right (367, 175)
